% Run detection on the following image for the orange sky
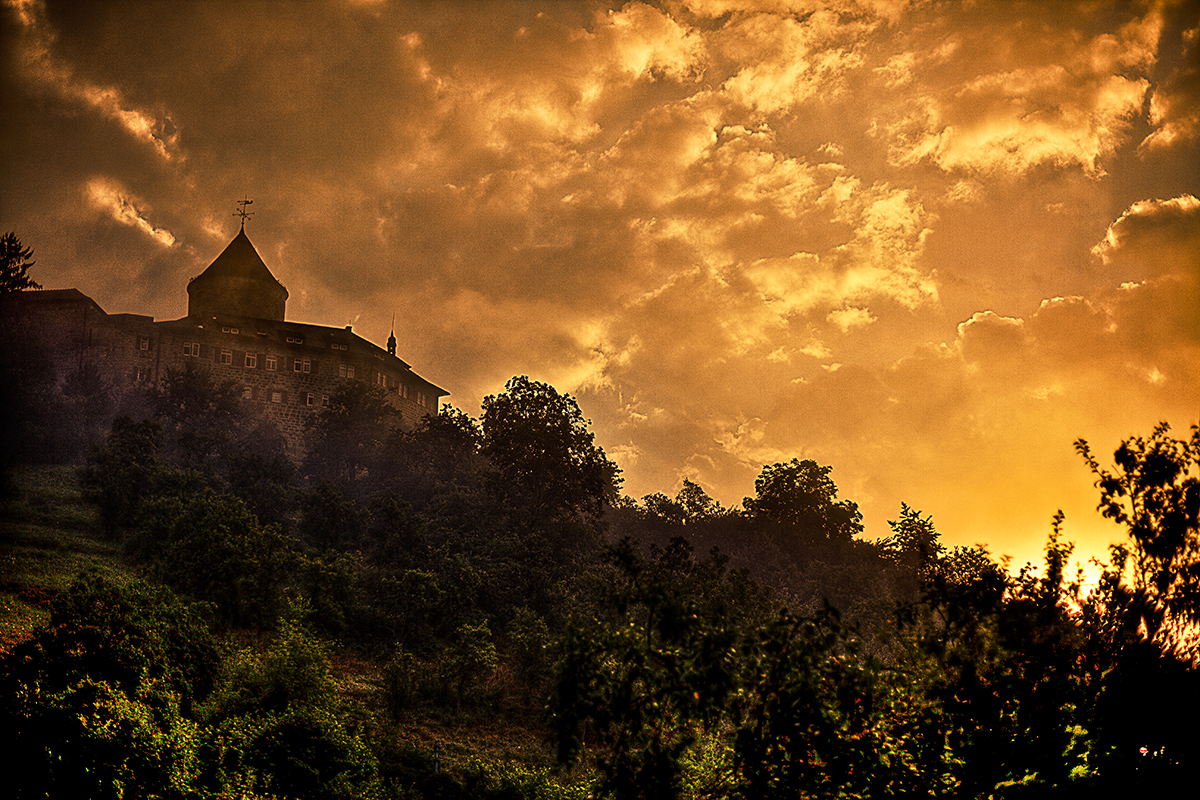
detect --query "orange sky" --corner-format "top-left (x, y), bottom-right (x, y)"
top-left (3, 0), bottom-right (1198, 570)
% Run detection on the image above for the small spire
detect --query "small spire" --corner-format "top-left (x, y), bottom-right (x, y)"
top-left (387, 313), bottom-right (397, 356)
top-left (233, 197), bottom-right (254, 231)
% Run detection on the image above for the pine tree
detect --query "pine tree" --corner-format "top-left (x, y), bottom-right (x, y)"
top-left (0, 232), bottom-right (41, 292)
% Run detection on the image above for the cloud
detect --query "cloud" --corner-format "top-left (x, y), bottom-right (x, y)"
top-left (881, 4), bottom-right (1161, 177)
top-left (1091, 194), bottom-right (1200, 270)
top-left (8, 0), bottom-right (179, 162)
top-left (716, 9), bottom-right (874, 115)
top-left (602, 2), bottom-right (707, 81)
top-left (1142, 23), bottom-right (1200, 151)
top-left (5, 0), bottom-right (1200, 573)
top-left (86, 177), bottom-right (176, 247)
top-left (827, 305), bottom-right (876, 332)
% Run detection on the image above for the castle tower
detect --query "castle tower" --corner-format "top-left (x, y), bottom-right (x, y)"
top-left (186, 229), bottom-right (288, 321)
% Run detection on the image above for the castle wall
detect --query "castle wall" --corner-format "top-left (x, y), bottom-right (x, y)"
top-left (149, 316), bottom-right (443, 458)
top-left (3, 290), bottom-right (446, 461)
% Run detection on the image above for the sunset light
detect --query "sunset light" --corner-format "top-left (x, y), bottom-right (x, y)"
top-left (4, 0), bottom-right (1198, 570)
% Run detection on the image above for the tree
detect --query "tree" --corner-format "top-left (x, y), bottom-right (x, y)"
top-left (201, 611), bottom-right (378, 799)
top-left (1076, 422), bottom-right (1200, 647)
top-left (0, 316), bottom-right (60, 483)
top-left (146, 362), bottom-right (248, 469)
top-left (60, 361), bottom-right (115, 462)
top-left (80, 416), bottom-right (167, 538)
top-left (481, 376), bottom-right (622, 523)
top-left (0, 232), bottom-right (40, 293)
top-left (303, 382), bottom-right (401, 492)
top-left (384, 404), bottom-right (487, 507)
top-left (552, 538), bottom-right (753, 800)
top-left (676, 477), bottom-right (723, 522)
top-left (743, 458), bottom-right (863, 542)
top-left (135, 491), bottom-right (292, 627)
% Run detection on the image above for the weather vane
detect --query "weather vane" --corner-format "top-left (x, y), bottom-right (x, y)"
top-left (233, 197), bottom-right (254, 230)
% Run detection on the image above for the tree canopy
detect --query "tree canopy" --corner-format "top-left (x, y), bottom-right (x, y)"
top-left (743, 457), bottom-right (863, 541)
top-left (481, 375), bottom-right (622, 522)
top-left (0, 232), bottom-right (40, 293)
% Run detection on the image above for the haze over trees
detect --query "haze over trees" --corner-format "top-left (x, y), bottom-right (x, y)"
top-left (2, 278), bottom-right (1199, 797)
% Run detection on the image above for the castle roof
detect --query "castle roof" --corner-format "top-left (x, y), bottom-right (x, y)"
top-left (191, 229), bottom-right (285, 291)
top-left (187, 229), bottom-right (288, 321)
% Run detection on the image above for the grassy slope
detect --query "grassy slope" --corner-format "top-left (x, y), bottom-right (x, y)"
top-left (0, 465), bottom-right (583, 793)
top-left (0, 465), bottom-right (134, 652)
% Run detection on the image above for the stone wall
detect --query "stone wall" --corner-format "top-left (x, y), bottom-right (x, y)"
top-left (3, 289), bottom-right (446, 462)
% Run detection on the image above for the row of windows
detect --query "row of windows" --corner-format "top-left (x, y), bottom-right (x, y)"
top-left (177, 341), bottom-right (425, 404)
top-left (138, 363), bottom-right (427, 409)
top-left (183, 343), bottom-right (344, 376)
top-left (159, 332), bottom-right (365, 353)
top-left (248, 387), bottom-right (331, 408)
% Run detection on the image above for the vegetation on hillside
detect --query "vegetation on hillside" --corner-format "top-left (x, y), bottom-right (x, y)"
top-left (1, 312), bottom-right (1199, 798)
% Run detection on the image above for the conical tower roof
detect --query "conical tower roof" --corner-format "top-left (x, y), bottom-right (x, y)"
top-left (187, 229), bottom-right (288, 321)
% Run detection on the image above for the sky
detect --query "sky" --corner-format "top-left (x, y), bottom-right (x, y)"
top-left (3, 0), bottom-right (1198, 570)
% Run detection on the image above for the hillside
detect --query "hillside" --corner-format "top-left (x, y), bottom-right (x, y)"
top-left (0, 466), bottom-right (590, 799)
top-left (0, 466), bottom-right (131, 652)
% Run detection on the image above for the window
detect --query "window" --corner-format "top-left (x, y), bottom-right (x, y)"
top-left (242, 386), bottom-right (253, 399)
top-left (183, 342), bottom-right (200, 357)
top-left (331, 343), bottom-right (347, 351)
top-left (220, 349), bottom-right (232, 365)
top-left (417, 392), bottom-right (427, 407)
top-left (271, 391), bottom-right (282, 404)
top-left (245, 353), bottom-right (257, 368)
top-left (136, 368), bottom-right (147, 382)
top-left (221, 326), bottom-right (240, 335)
top-left (306, 393), bottom-right (314, 407)
top-left (286, 335), bottom-right (303, 344)
top-left (339, 364), bottom-right (356, 379)
top-left (266, 355), bottom-right (277, 371)
top-left (302, 358), bottom-right (311, 374)
top-left (347, 365), bottom-right (355, 379)
top-left (399, 383), bottom-right (408, 399)
top-left (139, 336), bottom-right (149, 351)
top-left (321, 394), bottom-right (330, 408)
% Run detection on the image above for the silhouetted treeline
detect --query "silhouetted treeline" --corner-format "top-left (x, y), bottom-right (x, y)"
top-left (3, 353), bottom-right (1200, 798)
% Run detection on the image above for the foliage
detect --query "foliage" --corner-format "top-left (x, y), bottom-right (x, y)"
top-left (0, 574), bottom-right (219, 799)
top-left (0, 316), bottom-right (63, 479)
top-left (1076, 422), bottom-right (1200, 648)
top-left (553, 537), bottom-right (769, 800)
top-left (224, 446), bottom-right (300, 528)
top-left (201, 610), bottom-right (379, 799)
top-left (447, 619), bottom-right (499, 706)
top-left (59, 361), bottom-right (116, 462)
top-left (743, 458), bottom-right (863, 542)
top-left (482, 376), bottom-right (622, 523)
top-left (0, 232), bottom-right (40, 293)
top-left (53, 381), bottom-right (1200, 799)
top-left (304, 381), bottom-right (402, 493)
top-left (641, 479), bottom-right (725, 527)
top-left (145, 361), bottom-right (249, 470)
top-left (80, 416), bottom-right (168, 538)
top-left (385, 404), bottom-right (487, 507)
top-left (133, 490), bottom-right (292, 627)
top-left (732, 608), bottom-right (916, 799)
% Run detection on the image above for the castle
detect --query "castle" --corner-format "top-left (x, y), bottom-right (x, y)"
top-left (2, 224), bottom-right (447, 456)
